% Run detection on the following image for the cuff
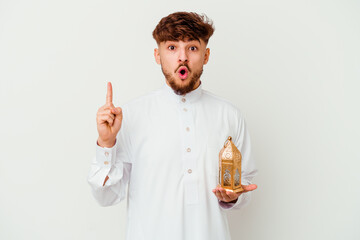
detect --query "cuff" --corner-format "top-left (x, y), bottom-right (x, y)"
top-left (95, 139), bottom-right (117, 168)
top-left (218, 192), bottom-right (245, 210)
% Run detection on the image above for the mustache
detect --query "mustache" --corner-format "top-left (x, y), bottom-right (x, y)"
top-left (175, 63), bottom-right (191, 73)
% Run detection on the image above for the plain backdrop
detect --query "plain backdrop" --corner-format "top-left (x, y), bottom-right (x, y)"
top-left (0, 0), bottom-right (359, 239)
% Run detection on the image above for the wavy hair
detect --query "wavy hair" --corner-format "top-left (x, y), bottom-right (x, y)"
top-left (152, 12), bottom-right (215, 44)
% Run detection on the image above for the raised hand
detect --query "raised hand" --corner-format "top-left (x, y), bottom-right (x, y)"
top-left (212, 184), bottom-right (258, 203)
top-left (96, 82), bottom-right (123, 148)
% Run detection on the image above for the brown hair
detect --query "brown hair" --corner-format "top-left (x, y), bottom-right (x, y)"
top-left (152, 12), bottom-right (215, 45)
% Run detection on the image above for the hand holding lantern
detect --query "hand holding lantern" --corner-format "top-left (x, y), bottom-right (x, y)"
top-left (212, 136), bottom-right (257, 203)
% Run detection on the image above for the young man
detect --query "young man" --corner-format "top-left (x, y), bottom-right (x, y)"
top-left (88, 12), bottom-right (257, 240)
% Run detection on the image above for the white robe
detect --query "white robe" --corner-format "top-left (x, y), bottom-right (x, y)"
top-left (88, 83), bottom-right (257, 240)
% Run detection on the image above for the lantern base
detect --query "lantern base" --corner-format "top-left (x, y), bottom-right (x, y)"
top-left (222, 186), bottom-right (244, 193)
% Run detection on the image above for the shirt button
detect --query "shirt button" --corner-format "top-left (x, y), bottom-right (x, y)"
top-left (181, 98), bottom-right (186, 103)
top-left (104, 152), bottom-right (109, 157)
top-left (183, 108), bottom-right (187, 112)
top-left (186, 127), bottom-right (190, 132)
top-left (188, 169), bottom-right (192, 174)
top-left (187, 148), bottom-right (191, 152)
top-left (104, 161), bottom-right (109, 165)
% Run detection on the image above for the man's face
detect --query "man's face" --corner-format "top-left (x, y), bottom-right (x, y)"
top-left (154, 39), bottom-right (210, 95)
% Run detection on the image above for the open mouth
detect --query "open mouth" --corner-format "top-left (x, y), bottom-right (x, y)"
top-left (178, 67), bottom-right (188, 80)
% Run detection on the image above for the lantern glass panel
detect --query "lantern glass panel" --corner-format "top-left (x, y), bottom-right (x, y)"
top-left (234, 168), bottom-right (240, 186)
top-left (224, 168), bottom-right (231, 186)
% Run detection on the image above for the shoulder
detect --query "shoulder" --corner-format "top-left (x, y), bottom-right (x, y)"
top-left (202, 89), bottom-right (244, 119)
top-left (121, 88), bottom-right (162, 112)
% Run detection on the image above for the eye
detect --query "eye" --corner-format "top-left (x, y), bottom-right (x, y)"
top-left (168, 45), bottom-right (175, 50)
top-left (189, 46), bottom-right (197, 51)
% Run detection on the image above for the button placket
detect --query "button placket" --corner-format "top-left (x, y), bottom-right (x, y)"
top-left (179, 102), bottom-right (196, 174)
top-left (178, 96), bottom-right (199, 205)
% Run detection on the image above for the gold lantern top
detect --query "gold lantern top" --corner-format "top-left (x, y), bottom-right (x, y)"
top-left (219, 136), bottom-right (243, 193)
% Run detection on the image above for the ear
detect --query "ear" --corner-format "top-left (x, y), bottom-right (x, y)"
top-left (203, 48), bottom-right (210, 65)
top-left (154, 48), bottom-right (161, 65)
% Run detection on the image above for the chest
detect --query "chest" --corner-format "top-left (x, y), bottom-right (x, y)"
top-left (128, 102), bottom-right (236, 169)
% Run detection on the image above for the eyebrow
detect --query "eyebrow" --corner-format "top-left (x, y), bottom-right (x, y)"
top-left (165, 41), bottom-right (201, 45)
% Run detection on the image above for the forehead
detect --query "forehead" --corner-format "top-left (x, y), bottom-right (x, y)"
top-left (160, 39), bottom-right (204, 46)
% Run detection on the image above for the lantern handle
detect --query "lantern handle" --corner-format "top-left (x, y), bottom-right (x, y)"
top-left (224, 136), bottom-right (232, 148)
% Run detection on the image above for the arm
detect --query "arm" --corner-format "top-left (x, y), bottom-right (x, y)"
top-left (87, 137), bottom-right (132, 207)
top-left (215, 112), bottom-right (258, 211)
top-left (87, 82), bottom-right (132, 206)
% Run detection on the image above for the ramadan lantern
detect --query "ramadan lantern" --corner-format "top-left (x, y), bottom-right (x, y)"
top-left (219, 136), bottom-right (243, 193)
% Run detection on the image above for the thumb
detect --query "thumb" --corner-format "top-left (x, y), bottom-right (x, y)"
top-left (112, 107), bottom-right (123, 129)
top-left (114, 107), bottom-right (122, 119)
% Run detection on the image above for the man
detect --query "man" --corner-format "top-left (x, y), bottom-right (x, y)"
top-left (88, 12), bottom-right (258, 240)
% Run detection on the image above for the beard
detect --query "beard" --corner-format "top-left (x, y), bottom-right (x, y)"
top-left (161, 64), bottom-right (203, 95)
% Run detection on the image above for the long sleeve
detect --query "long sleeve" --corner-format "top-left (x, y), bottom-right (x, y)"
top-left (87, 111), bottom-right (133, 207)
top-left (219, 112), bottom-right (258, 211)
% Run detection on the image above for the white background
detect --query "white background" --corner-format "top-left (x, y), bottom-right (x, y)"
top-left (0, 0), bottom-right (359, 239)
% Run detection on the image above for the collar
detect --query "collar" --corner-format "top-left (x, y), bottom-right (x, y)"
top-left (162, 81), bottom-right (203, 104)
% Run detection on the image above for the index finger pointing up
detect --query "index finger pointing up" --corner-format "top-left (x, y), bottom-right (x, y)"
top-left (106, 82), bottom-right (113, 104)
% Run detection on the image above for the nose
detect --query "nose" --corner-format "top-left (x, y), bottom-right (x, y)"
top-left (178, 49), bottom-right (188, 63)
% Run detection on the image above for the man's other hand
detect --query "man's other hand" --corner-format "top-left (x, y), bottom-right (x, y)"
top-left (212, 184), bottom-right (257, 203)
